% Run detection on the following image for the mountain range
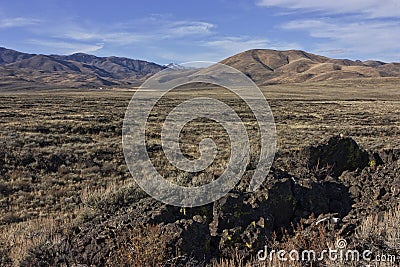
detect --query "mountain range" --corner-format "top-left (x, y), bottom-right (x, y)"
top-left (221, 49), bottom-right (400, 85)
top-left (0, 47), bottom-right (399, 90)
top-left (0, 47), bottom-right (165, 90)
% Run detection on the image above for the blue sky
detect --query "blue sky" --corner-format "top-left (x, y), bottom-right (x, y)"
top-left (0, 0), bottom-right (399, 64)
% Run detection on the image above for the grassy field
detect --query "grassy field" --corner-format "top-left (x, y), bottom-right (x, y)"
top-left (0, 78), bottom-right (399, 265)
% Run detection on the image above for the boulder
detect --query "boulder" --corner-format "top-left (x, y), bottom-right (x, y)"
top-left (302, 136), bottom-right (369, 177)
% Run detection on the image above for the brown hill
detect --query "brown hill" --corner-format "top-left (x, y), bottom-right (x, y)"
top-left (221, 49), bottom-right (400, 85)
top-left (0, 47), bottom-right (35, 64)
top-left (1, 47), bottom-right (400, 90)
top-left (0, 47), bottom-right (165, 90)
top-left (7, 55), bottom-right (82, 73)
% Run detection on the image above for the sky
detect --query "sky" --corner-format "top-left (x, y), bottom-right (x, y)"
top-left (0, 0), bottom-right (399, 64)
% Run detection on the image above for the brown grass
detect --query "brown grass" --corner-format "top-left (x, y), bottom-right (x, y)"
top-left (106, 224), bottom-right (171, 267)
top-left (0, 216), bottom-right (69, 266)
top-left (356, 204), bottom-right (400, 258)
top-left (0, 80), bottom-right (399, 265)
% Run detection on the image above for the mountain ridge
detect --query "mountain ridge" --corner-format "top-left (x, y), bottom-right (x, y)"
top-left (220, 49), bottom-right (400, 85)
top-left (0, 47), bottom-right (166, 89)
top-left (0, 47), bottom-right (399, 90)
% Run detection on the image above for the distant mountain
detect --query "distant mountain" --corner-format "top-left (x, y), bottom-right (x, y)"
top-left (163, 63), bottom-right (188, 70)
top-left (1, 47), bottom-right (400, 90)
top-left (221, 49), bottom-right (400, 85)
top-left (0, 47), bottom-right (165, 89)
top-left (0, 47), bottom-right (35, 64)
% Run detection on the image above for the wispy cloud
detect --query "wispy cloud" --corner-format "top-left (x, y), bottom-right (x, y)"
top-left (62, 31), bottom-right (151, 45)
top-left (282, 19), bottom-right (400, 60)
top-left (28, 39), bottom-right (104, 54)
top-left (256, 0), bottom-right (400, 18)
top-left (152, 36), bottom-right (300, 62)
top-left (0, 17), bottom-right (40, 28)
top-left (204, 36), bottom-right (300, 56)
top-left (157, 50), bottom-right (226, 62)
top-left (166, 21), bottom-right (214, 37)
top-left (204, 36), bottom-right (269, 55)
top-left (149, 36), bottom-right (282, 62)
top-left (255, 0), bottom-right (400, 61)
top-left (19, 18), bottom-right (219, 61)
top-left (57, 20), bottom-right (215, 45)
top-left (316, 49), bottom-right (353, 55)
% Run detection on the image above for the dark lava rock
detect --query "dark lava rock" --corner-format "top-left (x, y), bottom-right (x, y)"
top-left (294, 180), bottom-right (353, 218)
top-left (210, 178), bottom-right (296, 258)
top-left (21, 136), bottom-right (399, 266)
top-left (302, 136), bottom-right (369, 177)
top-left (163, 219), bottom-right (212, 262)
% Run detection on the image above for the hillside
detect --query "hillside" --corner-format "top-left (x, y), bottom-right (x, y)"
top-left (221, 49), bottom-right (400, 85)
top-left (0, 47), bottom-right (165, 89)
top-left (1, 47), bottom-right (400, 90)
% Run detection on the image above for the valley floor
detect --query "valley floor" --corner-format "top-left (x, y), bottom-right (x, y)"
top-left (0, 79), bottom-right (399, 266)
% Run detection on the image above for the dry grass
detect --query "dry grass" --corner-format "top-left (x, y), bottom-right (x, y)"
top-left (80, 180), bottom-right (147, 214)
top-left (0, 216), bottom-right (69, 266)
top-left (356, 204), bottom-right (400, 257)
top-left (106, 224), bottom-right (167, 267)
top-left (0, 80), bottom-right (399, 265)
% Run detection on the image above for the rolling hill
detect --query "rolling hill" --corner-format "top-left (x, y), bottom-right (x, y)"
top-left (220, 49), bottom-right (400, 85)
top-left (0, 47), bottom-right (165, 89)
top-left (1, 47), bottom-right (400, 90)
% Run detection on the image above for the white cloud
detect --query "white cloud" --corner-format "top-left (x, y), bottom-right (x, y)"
top-left (282, 19), bottom-right (400, 61)
top-left (256, 0), bottom-right (400, 61)
top-left (316, 49), bottom-right (353, 55)
top-left (0, 17), bottom-right (40, 28)
top-left (28, 39), bottom-right (104, 54)
top-left (154, 36), bottom-right (302, 62)
top-left (204, 36), bottom-right (301, 56)
top-left (158, 50), bottom-right (225, 62)
top-left (155, 37), bottom-right (274, 62)
top-left (62, 31), bottom-right (99, 41)
top-left (205, 37), bottom-right (269, 54)
top-left (57, 20), bottom-right (215, 45)
top-left (62, 31), bottom-right (151, 45)
top-left (256, 0), bottom-right (400, 18)
top-left (7, 17), bottom-right (219, 61)
top-left (167, 21), bottom-right (214, 37)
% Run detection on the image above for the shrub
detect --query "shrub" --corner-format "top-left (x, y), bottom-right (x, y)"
top-left (107, 224), bottom-right (168, 267)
